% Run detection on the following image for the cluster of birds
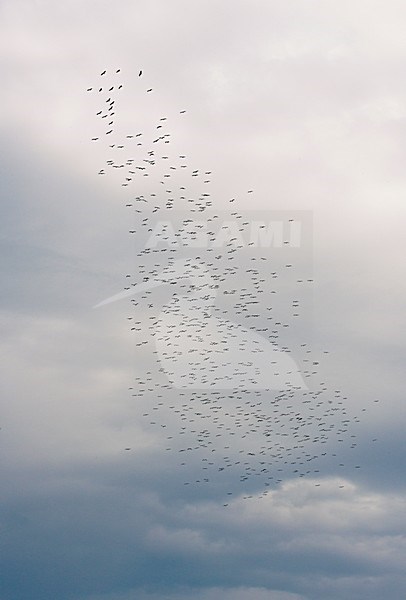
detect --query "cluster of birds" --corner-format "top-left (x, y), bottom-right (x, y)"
top-left (88, 69), bottom-right (378, 505)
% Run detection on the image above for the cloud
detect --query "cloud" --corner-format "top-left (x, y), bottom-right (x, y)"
top-left (80, 586), bottom-right (307, 600)
top-left (1, 1), bottom-right (406, 600)
top-left (1, 467), bottom-right (405, 599)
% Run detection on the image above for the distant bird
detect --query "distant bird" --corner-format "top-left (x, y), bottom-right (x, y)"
top-left (139, 70), bottom-right (143, 77)
top-left (101, 70), bottom-right (106, 76)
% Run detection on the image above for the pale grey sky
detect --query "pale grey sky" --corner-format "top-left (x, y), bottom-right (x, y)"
top-left (1, 2), bottom-right (405, 599)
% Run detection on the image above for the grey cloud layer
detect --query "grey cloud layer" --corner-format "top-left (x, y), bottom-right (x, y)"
top-left (0, 1), bottom-right (405, 599)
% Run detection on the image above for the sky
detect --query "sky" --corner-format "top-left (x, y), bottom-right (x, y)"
top-left (1, 1), bottom-right (406, 599)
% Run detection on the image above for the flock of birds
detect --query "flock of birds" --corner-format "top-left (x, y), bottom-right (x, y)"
top-left (88, 68), bottom-right (378, 505)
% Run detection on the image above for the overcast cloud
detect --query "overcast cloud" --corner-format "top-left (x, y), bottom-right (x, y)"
top-left (1, 1), bottom-right (405, 599)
